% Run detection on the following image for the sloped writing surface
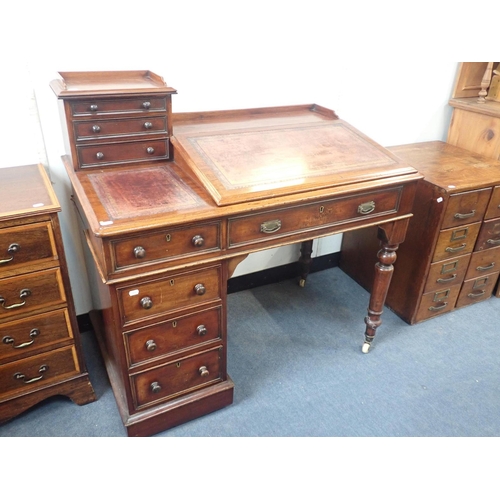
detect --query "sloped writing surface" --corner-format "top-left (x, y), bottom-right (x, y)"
top-left (174, 119), bottom-right (413, 206)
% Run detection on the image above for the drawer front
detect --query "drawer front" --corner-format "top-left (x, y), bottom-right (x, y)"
top-left (125, 306), bottom-right (222, 367)
top-left (117, 266), bottom-right (221, 325)
top-left (424, 254), bottom-right (470, 293)
top-left (0, 345), bottom-right (79, 399)
top-left (0, 309), bottom-right (73, 363)
top-left (0, 222), bottom-right (56, 274)
top-left (0, 268), bottom-right (66, 321)
top-left (465, 246), bottom-right (500, 280)
top-left (77, 139), bottom-right (169, 168)
top-left (228, 186), bottom-right (402, 247)
top-left (485, 185), bottom-right (500, 220)
top-left (73, 117), bottom-right (167, 141)
top-left (131, 347), bottom-right (223, 409)
top-left (474, 217), bottom-right (500, 252)
top-left (70, 96), bottom-right (167, 117)
top-left (456, 272), bottom-right (499, 309)
top-left (442, 188), bottom-right (491, 229)
top-left (415, 285), bottom-right (461, 323)
top-left (112, 222), bottom-right (221, 271)
top-left (432, 222), bottom-right (481, 262)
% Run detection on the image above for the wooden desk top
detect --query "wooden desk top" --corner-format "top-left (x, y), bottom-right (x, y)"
top-left (66, 105), bottom-right (422, 238)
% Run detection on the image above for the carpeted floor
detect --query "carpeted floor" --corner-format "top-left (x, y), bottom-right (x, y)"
top-left (1, 266), bottom-right (499, 437)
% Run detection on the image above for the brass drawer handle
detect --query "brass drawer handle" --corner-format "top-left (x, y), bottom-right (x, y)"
top-left (429, 303), bottom-right (447, 311)
top-left (477, 262), bottom-right (495, 271)
top-left (133, 246), bottom-right (146, 259)
top-left (486, 238), bottom-right (500, 245)
top-left (2, 328), bottom-right (39, 349)
top-left (194, 283), bottom-right (206, 296)
top-left (196, 325), bottom-right (207, 336)
top-left (199, 365), bottom-right (209, 377)
top-left (140, 296), bottom-right (153, 309)
top-left (260, 219), bottom-right (282, 234)
top-left (436, 274), bottom-right (457, 284)
top-left (145, 339), bottom-right (157, 352)
top-left (454, 210), bottom-right (476, 219)
top-left (192, 235), bottom-right (205, 247)
top-left (150, 381), bottom-right (161, 393)
top-left (0, 289), bottom-right (31, 310)
top-left (14, 364), bottom-right (48, 384)
top-left (357, 201), bottom-right (376, 215)
top-left (445, 243), bottom-right (467, 253)
top-left (468, 290), bottom-right (486, 299)
top-left (1, 243), bottom-right (20, 265)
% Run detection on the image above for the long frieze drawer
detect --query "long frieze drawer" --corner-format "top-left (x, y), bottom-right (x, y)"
top-left (465, 246), bottom-right (500, 280)
top-left (474, 217), bottom-right (500, 252)
top-left (131, 347), bottom-right (223, 409)
top-left (455, 272), bottom-right (499, 309)
top-left (228, 186), bottom-right (403, 247)
top-left (117, 265), bottom-right (221, 326)
top-left (432, 222), bottom-right (481, 262)
top-left (415, 285), bottom-right (461, 323)
top-left (424, 254), bottom-right (470, 294)
top-left (0, 309), bottom-right (73, 363)
top-left (73, 117), bottom-right (168, 141)
top-left (112, 222), bottom-right (221, 270)
top-left (77, 139), bottom-right (169, 168)
top-left (485, 186), bottom-right (500, 220)
top-left (70, 96), bottom-right (167, 116)
top-left (0, 345), bottom-right (79, 400)
top-left (441, 188), bottom-right (491, 229)
top-left (0, 268), bottom-right (66, 320)
top-left (0, 222), bottom-right (57, 274)
top-left (125, 306), bottom-right (222, 367)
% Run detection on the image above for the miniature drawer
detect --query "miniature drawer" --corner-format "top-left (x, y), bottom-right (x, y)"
top-left (474, 217), bottom-right (500, 252)
top-left (228, 186), bottom-right (403, 247)
top-left (73, 116), bottom-right (167, 142)
top-left (112, 222), bottom-right (221, 271)
top-left (117, 265), bottom-right (222, 326)
top-left (465, 246), bottom-right (500, 280)
top-left (424, 254), bottom-right (470, 293)
top-left (0, 268), bottom-right (66, 321)
top-left (415, 285), bottom-right (461, 323)
top-left (0, 222), bottom-right (57, 275)
top-left (77, 138), bottom-right (169, 168)
top-left (456, 272), bottom-right (499, 309)
top-left (485, 186), bottom-right (500, 220)
top-left (131, 346), bottom-right (223, 409)
top-left (125, 306), bottom-right (222, 367)
top-left (441, 188), bottom-right (491, 229)
top-left (432, 222), bottom-right (481, 262)
top-left (0, 345), bottom-right (79, 399)
top-left (0, 309), bottom-right (73, 363)
top-left (70, 96), bottom-right (167, 117)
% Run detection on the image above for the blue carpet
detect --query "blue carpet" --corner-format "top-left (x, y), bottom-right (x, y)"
top-left (1, 267), bottom-right (499, 437)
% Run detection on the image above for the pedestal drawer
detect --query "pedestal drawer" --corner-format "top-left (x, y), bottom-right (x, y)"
top-left (0, 345), bottom-right (79, 399)
top-left (70, 96), bottom-right (167, 116)
top-left (0, 309), bottom-right (73, 363)
top-left (485, 186), bottom-right (500, 219)
top-left (441, 188), bottom-right (491, 228)
top-left (415, 285), bottom-right (461, 323)
top-left (125, 306), bottom-right (222, 367)
top-left (117, 265), bottom-right (221, 326)
top-left (424, 254), bottom-right (470, 293)
top-left (131, 346), bottom-right (223, 409)
top-left (474, 217), bottom-right (500, 252)
top-left (0, 268), bottom-right (66, 321)
top-left (456, 272), bottom-right (499, 308)
top-left (432, 222), bottom-right (481, 262)
top-left (465, 247), bottom-right (500, 280)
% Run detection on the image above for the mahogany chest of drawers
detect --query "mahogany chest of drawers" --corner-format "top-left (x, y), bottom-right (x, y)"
top-left (340, 141), bottom-right (500, 324)
top-left (0, 164), bottom-right (95, 424)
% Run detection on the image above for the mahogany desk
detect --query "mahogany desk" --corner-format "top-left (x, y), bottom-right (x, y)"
top-left (55, 81), bottom-right (421, 435)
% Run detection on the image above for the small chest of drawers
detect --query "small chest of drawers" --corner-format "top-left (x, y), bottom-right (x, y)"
top-left (340, 141), bottom-right (500, 324)
top-left (0, 164), bottom-right (95, 424)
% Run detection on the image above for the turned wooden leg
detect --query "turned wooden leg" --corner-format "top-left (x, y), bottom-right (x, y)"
top-left (362, 220), bottom-right (409, 353)
top-left (298, 240), bottom-right (314, 287)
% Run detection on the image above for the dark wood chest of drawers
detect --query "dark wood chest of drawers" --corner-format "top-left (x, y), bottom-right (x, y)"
top-left (340, 141), bottom-right (500, 324)
top-left (0, 164), bottom-right (95, 424)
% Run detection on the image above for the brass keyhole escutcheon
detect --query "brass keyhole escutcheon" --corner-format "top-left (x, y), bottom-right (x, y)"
top-left (172, 321), bottom-right (177, 328)
top-left (319, 206), bottom-right (325, 214)
top-left (166, 234), bottom-right (171, 242)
